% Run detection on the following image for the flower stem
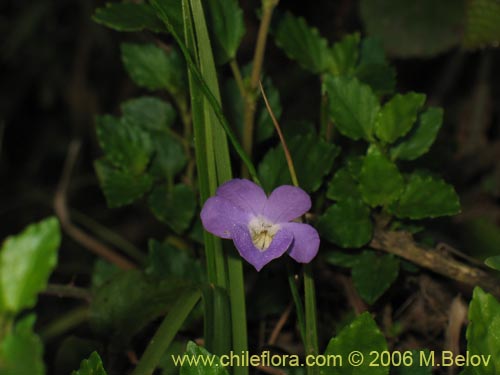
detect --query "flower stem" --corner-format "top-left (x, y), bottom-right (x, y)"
top-left (230, 59), bottom-right (246, 99)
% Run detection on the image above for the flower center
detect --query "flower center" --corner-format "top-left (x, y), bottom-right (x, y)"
top-left (248, 216), bottom-right (280, 251)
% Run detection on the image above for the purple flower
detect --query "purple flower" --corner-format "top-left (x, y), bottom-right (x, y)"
top-left (200, 179), bottom-right (320, 271)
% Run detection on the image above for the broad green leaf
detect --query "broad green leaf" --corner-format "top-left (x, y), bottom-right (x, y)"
top-left (329, 33), bottom-right (360, 76)
top-left (463, 0), bottom-right (500, 49)
top-left (0, 217), bottom-right (60, 313)
top-left (352, 250), bottom-right (400, 304)
top-left (258, 134), bottom-right (340, 193)
top-left (324, 251), bottom-right (360, 268)
top-left (485, 256), bottom-right (500, 271)
top-left (375, 93), bottom-right (426, 143)
top-left (71, 352), bottom-right (107, 375)
top-left (94, 159), bottom-right (153, 208)
top-left (96, 115), bottom-right (152, 174)
top-left (327, 166), bottom-right (361, 201)
top-left (393, 350), bottom-right (432, 375)
top-left (464, 288), bottom-right (500, 375)
top-left (148, 0), bottom-right (185, 40)
top-left (180, 341), bottom-right (229, 375)
top-left (324, 75), bottom-right (380, 141)
top-left (321, 312), bottom-right (389, 375)
top-left (360, 0), bottom-right (465, 58)
top-left (149, 132), bottom-right (187, 178)
top-left (93, 2), bottom-right (164, 33)
top-left (390, 107), bottom-right (443, 160)
top-left (318, 198), bottom-right (372, 248)
top-left (91, 260), bottom-right (120, 290)
top-left (206, 0), bottom-right (245, 64)
top-left (274, 13), bottom-right (332, 74)
top-left (121, 97), bottom-right (176, 132)
top-left (359, 149), bottom-right (404, 207)
top-left (121, 43), bottom-right (186, 94)
top-left (390, 173), bottom-right (460, 219)
top-left (0, 315), bottom-right (44, 375)
top-left (148, 184), bottom-right (196, 233)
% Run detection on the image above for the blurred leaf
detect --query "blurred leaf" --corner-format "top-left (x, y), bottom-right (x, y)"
top-left (96, 115), bottom-right (153, 174)
top-left (393, 350), bottom-right (432, 375)
top-left (375, 93), bottom-right (426, 143)
top-left (359, 148), bottom-right (404, 207)
top-left (274, 12), bottom-right (332, 74)
top-left (352, 250), bottom-right (400, 304)
top-left (71, 352), bottom-right (107, 375)
top-left (180, 341), bottom-right (229, 375)
top-left (390, 173), bottom-right (460, 219)
top-left (485, 256), bottom-right (500, 271)
top-left (322, 312), bottom-right (389, 375)
top-left (0, 217), bottom-right (60, 314)
top-left (324, 251), bottom-right (360, 268)
top-left (55, 337), bottom-right (102, 375)
top-left (95, 159), bottom-right (153, 208)
top-left (122, 97), bottom-right (176, 132)
top-left (463, 0), bottom-right (500, 49)
top-left (360, 0), bottom-right (465, 58)
top-left (149, 133), bottom-right (187, 179)
top-left (329, 33), bottom-right (360, 76)
top-left (318, 198), bottom-right (373, 248)
top-left (159, 340), bottom-right (186, 375)
top-left (91, 260), bottom-right (120, 291)
top-left (324, 75), bottom-right (380, 141)
top-left (148, 184), bottom-right (196, 233)
top-left (150, 0), bottom-right (185, 39)
top-left (258, 134), bottom-right (340, 193)
top-left (390, 107), bottom-right (443, 161)
top-left (0, 315), bottom-right (44, 375)
top-left (206, 0), bottom-right (245, 64)
top-left (93, 2), bottom-right (164, 33)
top-left (326, 166), bottom-right (361, 201)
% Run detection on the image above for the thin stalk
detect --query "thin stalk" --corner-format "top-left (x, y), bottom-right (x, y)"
top-left (39, 306), bottom-right (89, 342)
top-left (286, 262), bottom-right (306, 344)
top-left (230, 59), bottom-right (246, 99)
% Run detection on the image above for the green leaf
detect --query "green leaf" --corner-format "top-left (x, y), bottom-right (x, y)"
top-left (327, 166), bottom-right (361, 201)
top-left (352, 250), bottom-right (400, 304)
top-left (485, 256), bottom-right (500, 271)
top-left (258, 134), bottom-right (340, 193)
top-left (390, 173), bottom-right (460, 219)
top-left (318, 198), bottom-right (373, 248)
top-left (0, 217), bottom-right (60, 314)
top-left (375, 93), bottom-right (426, 143)
top-left (121, 97), bottom-right (176, 132)
top-left (0, 315), bottom-right (44, 375)
top-left (324, 75), bottom-right (380, 141)
top-left (148, 184), bottom-right (196, 233)
top-left (463, 0), bottom-right (500, 49)
top-left (359, 148), bottom-right (404, 207)
top-left (149, 133), bottom-right (187, 179)
top-left (71, 352), bottom-right (107, 375)
top-left (96, 115), bottom-right (153, 174)
top-left (93, 2), bottom-right (164, 33)
top-left (149, 0), bottom-right (184, 40)
top-left (274, 12), bottom-right (332, 74)
top-left (329, 33), bottom-right (360, 76)
top-left (94, 159), bottom-right (153, 208)
top-left (324, 251), bottom-right (360, 268)
top-left (121, 43), bottom-right (186, 94)
top-left (390, 107), bottom-right (443, 161)
top-left (464, 288), bottom-right (500, 375)
top-left (321, 312), bottom-right (389, 375)
top-left (206, 0), bottom-right (245, 64)
top-left (180, 341), bottom-right (229, 375)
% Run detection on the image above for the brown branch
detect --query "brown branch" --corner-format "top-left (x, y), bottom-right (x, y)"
top-left (43, 283), bottom-right (92, 303)
top-left (268, 304), bottom-right (292, 346)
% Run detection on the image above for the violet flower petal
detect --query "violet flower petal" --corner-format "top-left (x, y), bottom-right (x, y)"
top-left (216, 179), bottom-right (267, 215)
top-left (263, 185), bottom-right (311, 222)
top-left (232, 224), bottom-right (293, 271)
top-left (200, 196), bottom-right (250, 239)
top-left (282, 222), bottom-right (320, 263)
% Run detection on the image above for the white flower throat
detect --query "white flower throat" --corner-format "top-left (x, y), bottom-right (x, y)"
top-left (248, 216), bottom-right (280, 251)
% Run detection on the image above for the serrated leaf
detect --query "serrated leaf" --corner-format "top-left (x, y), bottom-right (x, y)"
top-left (0, 315), bottom-right (44, 375)
top-left (321, 312), bottom-right (389, 375)
top-left (324, 75), bottom-right (380, 141)
top-left (318, 198), bottom-right (373, 248)
top-left (93, 2), bottom-right (164, 33)
top-left (464, 288), bottom-right (500, 375)
top-left (329, 33), bottom-right (360, 76)
top-left (352, 250), bottom-right (400, 304)
top-left (121, 97), bottom-right (176, 132)
top-left (463, 0), bottom-right (500, 49)
top-left (258, 134), bottom-right (340, 193)
top-left (180, 341), bottom-right (229, 375)
top-left (0, 217), bottom-right (60, 314)
top-left (71, 352), bottom-right (107, 375)
top-left (390, 107), bottom-right (443, 160)
top-left (96, 115), bottom-right (152, 174)
top-left (326, 166), bottom-right (361, 201)
top-left (390, 173), bottom-right (460, 219)
top-left (149, 0), bottom-right (184, 40)
top-left (485, 256), bottom-right (500, 271)
top-left (121, 43), bottom-right (186, 94)
top-left (274, 12), bottom-right (332, 74)
top-left (149, 132), bottom-right (187, 178)
top-left (148, 184), bottom-right (196, 233)
top-left (94, 159), bottom-right (153, 208)
top-left (375, 93), bottom-right (426, 143)
top-left (359, 149), bottom-right (404, 207)
top-left (206, 0), bottom-right (245, 64)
